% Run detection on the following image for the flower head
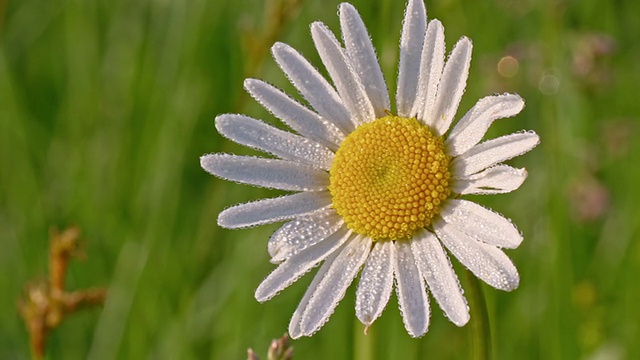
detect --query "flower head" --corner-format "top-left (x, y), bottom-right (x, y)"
top-left (201, 0), bottom-right (539, 338)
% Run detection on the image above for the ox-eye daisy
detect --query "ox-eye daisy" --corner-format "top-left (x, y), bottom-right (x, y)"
top-left (201, 0), bottom-right (539, 338)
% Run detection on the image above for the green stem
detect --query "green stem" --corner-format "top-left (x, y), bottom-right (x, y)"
top-left (354, 318), bottom-right (374, 360)
top-left (466, 269), bottom-right (492, 360)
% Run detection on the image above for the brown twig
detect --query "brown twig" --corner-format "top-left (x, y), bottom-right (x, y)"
top-left (247, 333), bottom-right (293, 360)
top-left (18, 226), bottom-right (107, 360)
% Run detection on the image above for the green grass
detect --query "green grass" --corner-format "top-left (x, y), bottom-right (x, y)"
top-left (2, 0), bottom-right (640, 358)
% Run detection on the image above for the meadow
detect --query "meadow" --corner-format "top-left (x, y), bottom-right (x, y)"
top-left (1, 0), bottom-right (639, 358)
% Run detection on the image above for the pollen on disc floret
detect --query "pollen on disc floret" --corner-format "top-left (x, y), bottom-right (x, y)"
top-left (329, 116), bottom-right (452, 240)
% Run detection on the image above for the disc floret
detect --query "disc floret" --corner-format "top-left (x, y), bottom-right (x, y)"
top-left (329, 116), bottom-right (451, 240)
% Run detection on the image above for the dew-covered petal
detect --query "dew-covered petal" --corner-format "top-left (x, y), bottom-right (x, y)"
top-left (311, 22), bottom-right (375, 125)
top-left (356, 240), bottom-right (394, 326)
top-left (255, 226), bottom-right (352, 302)
top-left (201, 154), bottom-right (329, 192)
top-left (453, 165), bottom-right (528, 195)
top-left (289, 242), bottom-right (338, 339)
top-left (446, 94), bottom-right (525, 156)
top-left (339, 3), bottom-right (390, 117)
top-left (218, 191), bottom-right (332, 229)
top-left (271, 42), bottom-right (354, 134)
top-left (396, 0), bottom-right (426, 117)
top-left (439, 199), bottom-right (523, 249)
top-left (453, 131), bottom-right (540, 176)
top-left (268, 209), bottom-right (344, 264)
top-left (297, 235), bottom-right (372, 336)
top-left (412, 20), bottom-right (445, 123)
top-left (428, 37), bottom-right (472, 136)
top-left (394, 240), bottom-right (430, 337)
top-left (244, 78), bottom-right (344, 150)
top-left (215, 114), bottom-right (335, 170)
top-left (412, 229), bottom-right (469, 326)
top-left (434, 219), bottom-right (519, 291)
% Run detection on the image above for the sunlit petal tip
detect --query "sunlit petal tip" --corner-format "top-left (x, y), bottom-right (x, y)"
top-left (510, 93), bottom-right (526, 112)
top-left (451, 37), bottom-right (473, 57)
top-left (409, 0), bottom-right (427, 16)
top-left (454, 311), bottom-right (471, 327)
top-left (199, 154), bottom-right (215, 173)
top-left (531, 131), bottom-right (541, 145)
top-left (309, 21), bottom-right (326, 36)
top-left (505, 274), bottom-right (520, 291)
top-left (216, 210), bottom-right (234, 229)
top-left (213, 114), bottom-right (237, 138)
top-left (338, 2), bottom-right (355, 13)
top-left (270, 41), bottom-right (286, 54)
top-left (213, 113), bottom-right (226, 126)
top-left (242, 77), bottom-right (256, 91)
top-left (288, 328), bottom-right (303, 340)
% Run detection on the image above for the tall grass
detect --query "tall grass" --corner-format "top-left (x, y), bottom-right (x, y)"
top-left (1, 0), bottom-right (639, 358)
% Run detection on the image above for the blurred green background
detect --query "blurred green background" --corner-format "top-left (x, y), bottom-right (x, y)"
top-left (1, 0), bottom-right (639, 358)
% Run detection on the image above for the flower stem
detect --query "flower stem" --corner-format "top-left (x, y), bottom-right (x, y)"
top-left (354, 319), bottom-right (374, 360)
top-left (466, 269), bottom-right (492, 360)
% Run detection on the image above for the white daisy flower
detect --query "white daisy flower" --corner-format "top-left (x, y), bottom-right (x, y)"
top-left (201, 0), bottom-right (539, 338)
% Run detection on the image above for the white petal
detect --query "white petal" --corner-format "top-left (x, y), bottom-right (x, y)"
top-left (453, 165), bottom-right (528, 195)
top-left (289, 244), bottom-right (337, 339)
top-left (446, 94), bottom-right (525, 156)
top-left (412, 20), bottom-right (445, 122)
top-left (434, 219), bottom-right (519, 291)
top-left (311, 22), bottom-right (375, 125)
top-left (411, 230), bottom-right (469, 326)
top-left (215, 114), bottom-right (335, 170)
top-left (271, 42), bottom-right (354, 134)
top-left (218, 191), bottom-right (332, 229)
top-left (453, 131), bottom-right (540, 176)
top-left (255, 226), bottom-right (352, 302)
top-left (244, 78), bottom-right (344, 150)
top-left (297, 235), bottom-right (372, 336)
top-left (429, 37), bottom-right (472, 136)
top-left (439, 199), bottom-right (523, 249)
top-left (200, 154), bottom-right (329, 192)
top-left (396, 0), bottom-right (427, 117)
top-left (355, 240), bottom-right (394, 326)
top-left (394, 240), bottom-right (430, 337)
top-left (268, 209), bottom-right (344, 263)
top-left (340, 3), bottom-right (390, 117)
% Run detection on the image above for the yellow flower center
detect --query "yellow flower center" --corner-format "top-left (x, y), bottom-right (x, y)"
top-left (329, 115), bottom-right (451, 240)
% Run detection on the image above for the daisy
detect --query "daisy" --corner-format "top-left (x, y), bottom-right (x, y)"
top-left (201, 0), bottom-right (539, 338)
